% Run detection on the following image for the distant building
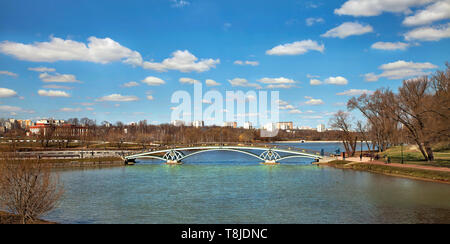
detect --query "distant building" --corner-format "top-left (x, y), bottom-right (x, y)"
top-left (317, 124), bottom-right (326, 132)
top-left (171, 120), bottom-right (185, 127)
top-left (192, 120), bottom-right (204, 128)
top-left (263, 123), bottom-right (276, 132)
top-left (276, 122), bottom-right (293, 130)
top-left (243, 122), bottom-right (252, 129)
top-left (222, 122), bottom-right (237, 128)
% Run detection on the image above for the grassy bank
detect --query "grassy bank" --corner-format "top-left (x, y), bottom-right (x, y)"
top-left (324, 160), bottom-right (450, 183)
top-left (378, 145), bottom-right (450, 168)
top-left (0, 156), bottom-right (125, 168)
top-left (0, 210), bottom-right (56, 224)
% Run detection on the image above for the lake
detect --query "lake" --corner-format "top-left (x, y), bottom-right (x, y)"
top-left (45, 142), bottom-right (450, 224)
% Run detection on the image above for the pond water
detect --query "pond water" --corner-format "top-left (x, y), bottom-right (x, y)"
top-left (45, 143), bottom-right (450, 224)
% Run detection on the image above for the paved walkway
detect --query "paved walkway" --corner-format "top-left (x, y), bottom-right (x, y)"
top-left (343, 156), bottom-right (450, 173)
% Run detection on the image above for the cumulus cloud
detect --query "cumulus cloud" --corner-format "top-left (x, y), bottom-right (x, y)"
top-left (179, 77), bottom-right (200, 84)
top-left (205, 79), bottom-right (220, 86)
top-left (28, 67), bottom-right (56, 72)
top-left (371, 41), bottom-right (410, 50)
top-left (146, 95), bottom-right (154, 100)
top-left (0, 87), bottom-right (18, 98)
top-left (306, 17), bottom-right (325, 26)
top-left (310, 79), bottom-right (322, 85)
top-left (334, 0), bottom-right (434, 17)
top-left (0, 105), bottom-right (34, 114)
top-left (42, 85), bottom-right (73, 90)
top-left (364, 60), bottom-right (438, 81)
top-left (39, 72), bottom-right (79, 83)
top-left (266, 40), bottom-right (324, 55)
top-left (122, 81), bottom-right (140, 87)
top-left (258, 77), bottom-right (297, 89)
top-left (142, 50), bottom-right (220, 72)
top-left (325, 76), bottom-right (348, 85)
top-left (234, 60), bottom-right (259, 66)
top-left (38, 89), bottom-right (70, 97)
top-left (96, 94), bottom-right (139, 102)
top-left (404, 24), bottom-right (450, 41)
top-left (141, 76), bottom-right (165, 86)
top-left (0, 70), bottom-right (18, 77)
top-left (59, 107), bottom-right (82, 112)
top-left (304, 96), bottom-right (324, 105)
top-left (0, 36), bottom-right (142, 65)
top-left (337, 89), bottom-right (374, 96)
top-left (228, 78), bottom-right (262, 89)
top-left (258, 77), bottom-right (296, 84)
top-left (403, 1), bottom-right (450, 26)
top-left (322, 22), bottom-right (373, 39)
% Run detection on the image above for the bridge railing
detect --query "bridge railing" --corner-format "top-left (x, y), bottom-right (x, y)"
top-left (125, 142), bottom-right (332, 157)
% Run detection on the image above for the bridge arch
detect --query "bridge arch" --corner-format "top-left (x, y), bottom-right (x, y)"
top-left (179, 148), bottom-right (263, 161)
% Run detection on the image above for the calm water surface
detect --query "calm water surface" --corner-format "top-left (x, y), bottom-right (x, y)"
top-left (46, 143), bottom-right (450, 224)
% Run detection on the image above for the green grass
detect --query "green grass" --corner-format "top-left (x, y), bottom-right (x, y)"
top-left (379, 145), bottom-right (450, 168)
top-left (326, 160), bottom-right (450, 183)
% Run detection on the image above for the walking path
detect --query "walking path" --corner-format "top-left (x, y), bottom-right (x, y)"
top-left (343, 156), bottom-right (450, 173)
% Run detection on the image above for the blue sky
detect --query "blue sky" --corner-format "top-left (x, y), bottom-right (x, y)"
top-left (0, 0), bottom-right (449, 127)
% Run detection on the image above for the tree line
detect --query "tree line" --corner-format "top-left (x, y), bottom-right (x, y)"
top-left (330, 63), bottom-right (449, 161)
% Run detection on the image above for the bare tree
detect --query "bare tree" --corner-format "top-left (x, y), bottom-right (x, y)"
top-left (329, 110), bottom-right (358, 157)
top-left (0, 157), bottom-right (64, 224)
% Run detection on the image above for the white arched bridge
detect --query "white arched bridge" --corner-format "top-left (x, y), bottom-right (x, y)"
top-left (124, 143), bottom-right (325, 165)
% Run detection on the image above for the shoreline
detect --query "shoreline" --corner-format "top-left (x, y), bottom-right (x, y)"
top-left (320, 160), bottom-right (450, 184)
top-left (274, 140), bottom-right (343, 143)
top-left (0, 210), bottom-right (56, 224)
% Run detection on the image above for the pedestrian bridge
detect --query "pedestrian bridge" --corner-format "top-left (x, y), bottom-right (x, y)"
top-left (124, 143), bottom-right (323, 165)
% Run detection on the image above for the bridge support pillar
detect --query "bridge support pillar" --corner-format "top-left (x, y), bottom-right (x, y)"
top-left (261, 160), bottom-right (280, 165)
top-left (124, 158), bottom-right (136, 165)
top-left (165, 160), bottom-right (183, 165)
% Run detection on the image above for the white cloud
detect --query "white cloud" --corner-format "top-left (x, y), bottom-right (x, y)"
top-left (304, 97), bottom-right (325, 105)
top-left (364, 60), bottom-right (438, 81)
top-left (39, 72), bottom-right (79, 83)
top-left (42, 85), bottom-right (73, 90)
top-left (404, 24), bottom-right (450, 41)
top-left (266, 84), bottom-right (295, 89)
top-left (258, 77), bottom-right (296, 84)
top-left (0, 70), bottom-right (18, 77)
top-left (0, 105), bottom-right (34, 114)
top-left (38, 89), bottom-right (70, 97)
top-left (0, 36), bottom-right (142, 65)
top-left (228, 78), bottom-right (262, 89)
top-left (371, 41), bottom-right (410, 50)
top-left (325, 76), bottom-right (348, 85)
top-left (28, 67), bottom-right (55, 72)
top-left (123, 81), bottom-right (139, 87)
top-left (337, 89), bottom-right (374, 96)
top-left (0, 88), bottom-right (18, 98)
top-left (96, 94), bottom-right (139, 102)
top-left (171, 0), bottom-right (190, 8)
top-left (141, 76), bottom-right (165, 86)
top-left (289, 109), bottom-right (303, 114)
top-left (403, 1), bottom-right (450, 26)
top-left (205, 79), bottom-right (220, 86)
top-left (322, 22), bottom-right (373, 39)
top-left (266, 40), bottom-right (324, 55)
top-left (306, 74), bottom-right (320, 78)
top-left (234, 60), bottom-right (259, 66)
top-left (306, 17), bottom-right (325, 26)
top-left (179, 77), bottom-right (200, 84)
top-left (59, 107), bottom-right (82, 112)
top-left (147, 95), bottom-right (154, 100)
top-left (142, 50), bottom-right (220, 72)
top-left (310, 79), bottom-right (322, 85)
top-left (334, 0), bottom-right (434, 17)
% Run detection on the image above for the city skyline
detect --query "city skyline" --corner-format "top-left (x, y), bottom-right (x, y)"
top-left (1, 0), bottom-right (449, 127)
